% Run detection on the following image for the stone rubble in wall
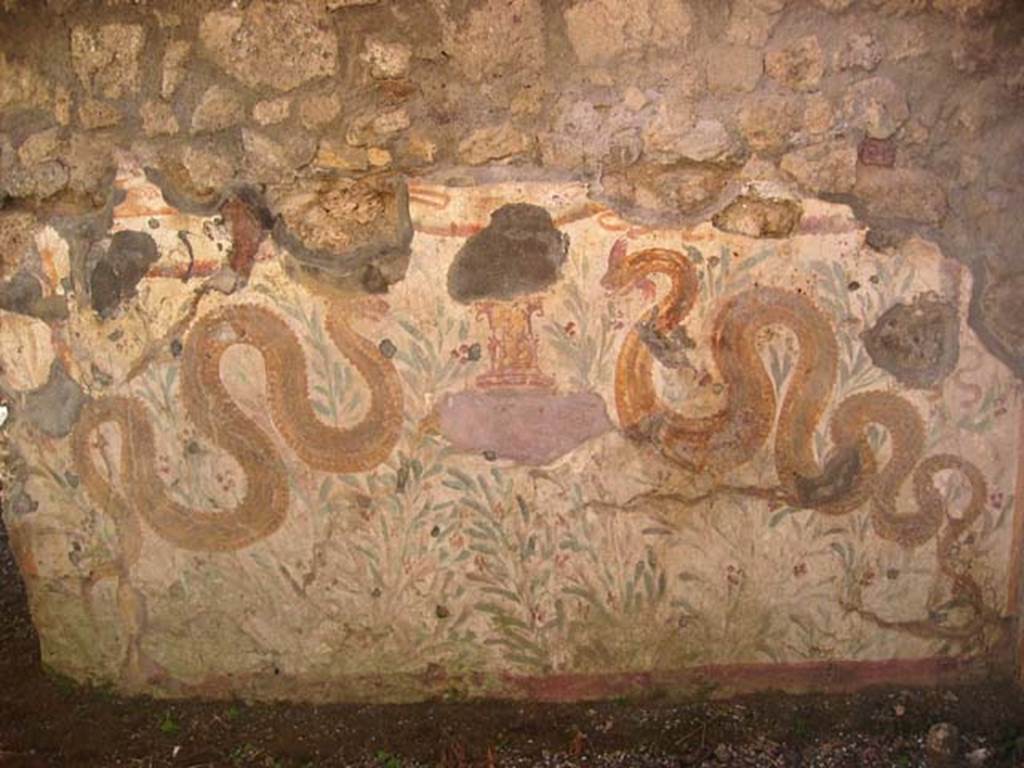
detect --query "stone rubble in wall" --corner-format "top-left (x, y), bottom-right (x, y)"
top-left (0, 0), bottom-right (1018, 365)
top-left (198, 1), bottom-right (337, 92)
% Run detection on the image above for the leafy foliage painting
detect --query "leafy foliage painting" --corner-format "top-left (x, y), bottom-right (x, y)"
top-left (18, 192), bottom-right (1018, 696)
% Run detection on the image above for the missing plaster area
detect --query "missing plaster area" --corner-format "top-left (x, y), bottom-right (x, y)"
top-left (711, 194), bottom-right (802, 239)
top-left (274, 175), bottom-right (413, 295)
top-left (447, 203), bottom-right (569, 304)
top-left (89, 230), bottom-right (159, 317)
top-left (862, 294), bottom-right (960, 388)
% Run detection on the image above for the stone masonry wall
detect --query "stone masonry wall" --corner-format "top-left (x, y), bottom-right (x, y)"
top-left (1, 0), bottom-right (1023, 702)
top-left (0, 0), bottom-right (1021, 372)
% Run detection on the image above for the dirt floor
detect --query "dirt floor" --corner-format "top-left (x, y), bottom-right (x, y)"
top-left (1, 519), bottom-right (1023, 768)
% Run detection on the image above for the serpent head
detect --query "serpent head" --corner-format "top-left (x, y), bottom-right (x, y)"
top-left (599, 238), bottom-right (634, 293)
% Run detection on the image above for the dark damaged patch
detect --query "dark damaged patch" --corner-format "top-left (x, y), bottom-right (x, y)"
top-left (0, 270), bottom-right (67, 321)
top-left (0, 270), bottom-right (41, 313)
top-left (712, 194), bottom-right (802, 239)
top-left (275, 176), bottom-right (413, 295)
top-left (89, 230), bottom-right (159, 317)
top-left (969, 268), bottom-right (1024, 378)
top-left (447, 204), bottom-right (568, 304)
top-left (862, 295), bottom-right (960, 388)
top-left (18, 361), bottom-right (85, 438)
top-left (794, 446), bottom-right (862, 507)
top-left (378, 338), bottom-right (397, 359)
top-left (635, 311), bottom-right (696, 370)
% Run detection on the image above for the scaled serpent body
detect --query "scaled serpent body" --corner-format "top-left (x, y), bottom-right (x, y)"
top-left (72, 301), bottom-right (404, 555)
top-left (601, 244), bottom-right (985, 550)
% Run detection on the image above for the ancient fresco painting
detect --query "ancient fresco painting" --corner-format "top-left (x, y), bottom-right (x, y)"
top-left (1, 165), bottom-right (1021, 700)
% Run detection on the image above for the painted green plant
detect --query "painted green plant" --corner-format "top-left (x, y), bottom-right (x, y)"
top-left (559, 488), bottom-right (689, 672)
top-left (451, 466), bottom-right (564, 673)
top-left (808, 256), bottom-right (907, 399)
top-left (391, 297), bottom-right (479, 415)
top-left (542, 247), bottom-right (620, 391)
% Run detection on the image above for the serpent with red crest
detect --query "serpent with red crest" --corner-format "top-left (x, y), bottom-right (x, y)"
top-left (599, 241), bottom-right (985, 551)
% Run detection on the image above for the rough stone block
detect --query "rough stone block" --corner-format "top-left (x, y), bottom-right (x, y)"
top-left (565, 0), bottom-right (693, 65)
top-left (70, 23), bottom-right (144, 99)
top-left (199, 1), bottom-right (337, 92)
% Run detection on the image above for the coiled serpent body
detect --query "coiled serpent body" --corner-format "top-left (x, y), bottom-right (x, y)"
top-left (71, 301), bottom-right (403, 557)
top-left (600, 244), bottom-right (984, 548)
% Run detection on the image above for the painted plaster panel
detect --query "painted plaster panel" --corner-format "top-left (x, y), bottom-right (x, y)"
top-left (1, 169), bottom-right (1021, 702)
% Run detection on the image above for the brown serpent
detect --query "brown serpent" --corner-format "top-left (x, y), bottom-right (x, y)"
top-left (71, 300), bottom-right (404, 556)
top-left (850, 454), bottom-right (999, 642)
top-left (600, 242), bottom-right (987, 551)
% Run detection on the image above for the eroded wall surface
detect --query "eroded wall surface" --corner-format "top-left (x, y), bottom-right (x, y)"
top-left (1, 165), bottom-right (1020, 701)
top-left (1, 0), bottom-right (1023, 701)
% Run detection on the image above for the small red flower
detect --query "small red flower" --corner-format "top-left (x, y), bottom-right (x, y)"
top-left (726, 564), bottom-right (744, 586)
top-left (451, 343), bottom-right (482, 363)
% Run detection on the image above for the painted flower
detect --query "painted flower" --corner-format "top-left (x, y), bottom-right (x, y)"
top-left (450, 342), bottom-right (482, 363)
top-left (726, 563), bottom-right (745, 586)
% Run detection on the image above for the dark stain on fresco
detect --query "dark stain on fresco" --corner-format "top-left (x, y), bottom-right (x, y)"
top-left (794, 446), bottom-right (862, 507)
top-left (378, 338), bottom-right (397, 359)
top-left (862, 295), bottom-right (960, 388)
top-left (89, 230), bottom-right (159, 317)
top-left (972, 270), bottom-right (1024, 376)
top-left (635, 313), bottom-right (696, 369)
top-left (19, 361), bottom-right (85, 438)
top-left (0, 270), bottom-right (40, 314)
top-left (447, 204), bottom-right (569, 304)
top-left (0, 270), bottom-right (63, 321)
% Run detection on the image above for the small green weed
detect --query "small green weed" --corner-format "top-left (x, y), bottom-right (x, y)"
top-left (158, 711), bottom-right (180, 735)
top-left (375, 750), bottom-right (403, 768)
